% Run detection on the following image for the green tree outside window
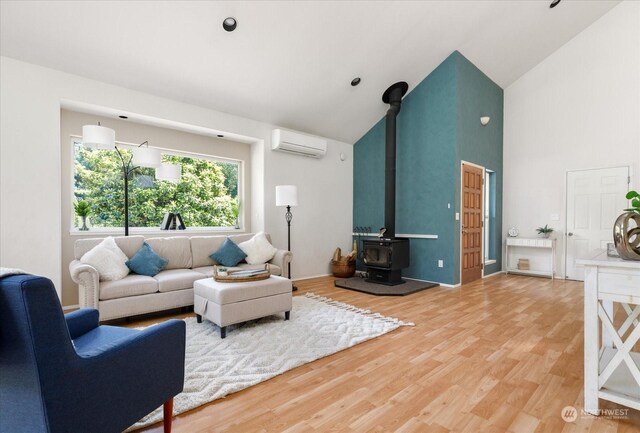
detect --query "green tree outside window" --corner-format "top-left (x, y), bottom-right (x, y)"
top-left (74, 142), bottom-right (240, 229)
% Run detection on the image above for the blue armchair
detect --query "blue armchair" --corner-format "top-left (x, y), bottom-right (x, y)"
top-left (0, 274), bottom-right (186, 433)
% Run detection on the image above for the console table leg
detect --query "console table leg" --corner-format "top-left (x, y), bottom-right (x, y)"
top-left (602, 300), bottom-right (614, 349)
top-left (584, 266), bottom-right (599, 415)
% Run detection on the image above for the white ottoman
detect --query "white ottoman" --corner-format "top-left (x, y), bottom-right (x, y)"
top-left (193, 276), bottom-right (292, 338)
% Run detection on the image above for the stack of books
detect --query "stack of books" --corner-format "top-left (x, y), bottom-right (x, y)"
top-left (518, 258), bottom-right (530, 270)
top-left (228, 269), bottom-right (269, 277)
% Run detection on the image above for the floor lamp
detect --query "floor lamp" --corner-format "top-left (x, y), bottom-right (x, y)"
top-left (114, 142), bottom-right (161, 235)
top-left (83, 123), bottom-right (179, 236)
top-left (276, 185), bottom-right (298, 291)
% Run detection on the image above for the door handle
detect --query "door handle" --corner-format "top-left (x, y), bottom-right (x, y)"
top-left (568, 232), bottom-right (574, 237)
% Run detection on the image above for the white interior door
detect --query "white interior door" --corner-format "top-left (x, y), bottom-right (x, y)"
top-left (565, 166), bottom-right (629, 281)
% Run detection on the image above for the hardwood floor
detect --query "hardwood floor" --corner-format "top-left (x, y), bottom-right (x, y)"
top-left (134, 274), bottom-right (640, 433)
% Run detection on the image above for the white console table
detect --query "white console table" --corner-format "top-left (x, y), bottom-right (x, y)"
top-left (505, 237), bottom-right (555, 279)
top-left (577, 250), bottom-right (640, 415)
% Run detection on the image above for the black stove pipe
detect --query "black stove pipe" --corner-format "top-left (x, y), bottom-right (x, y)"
top-left (381, 81), bottom-right (408, 239)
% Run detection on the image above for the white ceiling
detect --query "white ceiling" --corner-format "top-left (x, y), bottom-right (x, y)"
top-left (0, 0), bottom-right (620, 143)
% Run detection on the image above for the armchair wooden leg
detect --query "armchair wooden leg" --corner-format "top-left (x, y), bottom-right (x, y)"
top-left (163, 398), bottom-right (174, 433)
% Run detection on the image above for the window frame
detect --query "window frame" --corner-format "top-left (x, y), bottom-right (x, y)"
top-left (69, 135), bottom-right (244, 234)
top-left (484, 169), bottom-right (496, 265)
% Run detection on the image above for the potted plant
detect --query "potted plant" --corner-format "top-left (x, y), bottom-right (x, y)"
top-left (536, 224), bottom-right (553, 238)
top-left (74, 200), bottom-right (91, 231)
top-left (613, 190), bottom-right (640, 260)
top-left (624, 190), bottom-right (640, 214)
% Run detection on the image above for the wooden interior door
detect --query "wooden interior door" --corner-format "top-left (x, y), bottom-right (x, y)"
top-left (461, 163), bottom-right (484, 285)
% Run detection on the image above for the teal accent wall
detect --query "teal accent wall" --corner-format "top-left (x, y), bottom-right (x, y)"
top-left (353, 51), bottom-right (503, 285)
top-left (454, 54), bottom-right (504, 277)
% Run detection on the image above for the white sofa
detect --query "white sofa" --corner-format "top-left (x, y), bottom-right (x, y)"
top-left (69, 233), bottom-right (291, 321)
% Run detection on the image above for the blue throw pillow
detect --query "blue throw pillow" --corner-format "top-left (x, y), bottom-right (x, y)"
top-left (210, 238), bottom-right (247, 267)
top-left (126, 241), bottom-right (168, 277)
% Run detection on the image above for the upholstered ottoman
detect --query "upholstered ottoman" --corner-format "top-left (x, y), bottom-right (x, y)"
top-left (193, 276), bottom-right (292, 338)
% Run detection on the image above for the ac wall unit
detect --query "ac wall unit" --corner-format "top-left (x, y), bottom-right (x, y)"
top-left (271, 129), bottom-right (327, 158)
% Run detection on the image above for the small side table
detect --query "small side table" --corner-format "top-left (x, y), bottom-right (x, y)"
top-left (505, 237), bottom-right (555, 279)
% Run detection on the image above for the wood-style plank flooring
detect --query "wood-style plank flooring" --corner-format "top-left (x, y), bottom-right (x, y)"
top-left (134, 274), bottom-right (640, 433)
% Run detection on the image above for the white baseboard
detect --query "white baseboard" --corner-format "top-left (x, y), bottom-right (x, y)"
top-left (294, 273), bottom-right (332, 281)
top-left (419, 270), bottom-right (502, 287)
top-left (62, 304), bottom-right (79, 311)
top-left (302, 271), bottom-right (503, 288)
top-left (438, 280), bottom-right (458, 288)
top-left (395, 276), bottom-right (459, 288)
top-left (482, 271), bottom-right (503, 279)
top-left (351, 271), bottom-right (459, 288)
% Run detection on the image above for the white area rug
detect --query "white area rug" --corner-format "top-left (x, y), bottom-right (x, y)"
top-left (132, 293), bottom-right (413, 430)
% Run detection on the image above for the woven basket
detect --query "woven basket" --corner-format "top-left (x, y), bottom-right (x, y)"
top-left (331, 260), bottom-right (356, 278)
top-left (213, 264), bottom-right (270, 283)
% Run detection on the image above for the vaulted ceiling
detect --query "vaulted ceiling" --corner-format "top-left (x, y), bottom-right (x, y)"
top-left (0, 1), bottom-right (619, 143)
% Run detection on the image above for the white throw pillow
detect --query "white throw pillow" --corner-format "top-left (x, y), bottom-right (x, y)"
top-left (80, 237), bottom-right (130, 281)
top-left (238, 232), bottom-right (278, 265)
top-left (101, 236), bottom-right (129, 262)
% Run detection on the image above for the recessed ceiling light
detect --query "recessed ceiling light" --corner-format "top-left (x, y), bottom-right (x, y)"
top-left (223, 17), bottom-right (237, 32)
top-left (550, 0), bottom-right (561, 8)
top-left (351, 77), bottom-right (361, 86)
top-left (118, 115), bottom-right (128, 119)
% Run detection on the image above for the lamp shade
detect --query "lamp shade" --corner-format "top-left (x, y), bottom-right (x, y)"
top-left (132, 147), bottom-right (161, 168)
top-left (276, 185), bottom-right (298, 207)
top-left (82, 125), bottom-right (115, 150)
top-left (155, 163), bottom-right (182, 183)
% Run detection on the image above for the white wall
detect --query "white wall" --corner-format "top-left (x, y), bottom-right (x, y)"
top-left (503, 1), bottom-right (640, 277)
top-left (265, 143), bottom-right (354, 279)
top-left (0, 56), bottom-right (353, 298)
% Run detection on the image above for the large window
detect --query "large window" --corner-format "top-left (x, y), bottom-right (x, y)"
top-left (72, 138), bottom-right (241, 230)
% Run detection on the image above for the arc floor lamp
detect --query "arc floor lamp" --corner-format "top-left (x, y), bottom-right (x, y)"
top-left (276, 185), bottom-right (298, 291)
top-left (82, 122), bottom-right (181, 236)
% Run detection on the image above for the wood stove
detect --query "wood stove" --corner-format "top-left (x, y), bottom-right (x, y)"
top-left (363, 238), bottom-right (410, 285)
top-left (363, 81), bottom-right (411, 286)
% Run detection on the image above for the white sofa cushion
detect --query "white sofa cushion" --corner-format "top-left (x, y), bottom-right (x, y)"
top-left (154, 269), bottom-right (206, 293)
top-left (75, 235), bottom-right (144, 260)
top-left (190, 236), bottom-right (226, 268)
top-left (228, 233), bottom-right (257, 245)
top-left (238, 232), bottom-right (278, 265)
top-left (99, 274), bottom-right (158, 300)
top-left (80, 237), bottom-right (130, 281)
top-left (146, 237), bottom-right (192, 270)
top-left (192, 266), bottom-right (215, 278)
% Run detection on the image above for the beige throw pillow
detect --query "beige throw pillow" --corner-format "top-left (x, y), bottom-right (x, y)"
top-left (80, 237), bottom-right (130, 281)
top-left (238, 232), bottom-right (278, 265)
